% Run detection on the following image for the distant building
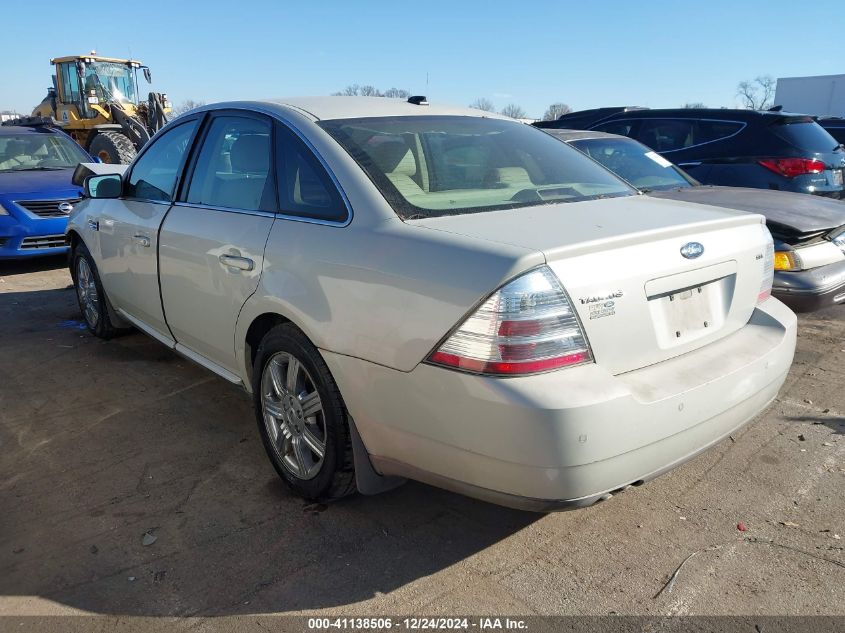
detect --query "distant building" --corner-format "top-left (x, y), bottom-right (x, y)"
top-left (775, 74), bottom-right (845, 117)
top-left (0, 111), bottom-right (23, 123)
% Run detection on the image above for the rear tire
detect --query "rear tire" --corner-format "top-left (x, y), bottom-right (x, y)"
top-left (253, 324), bottom-right (356, 501)
top-left (71, 242), bottom-right (125, 339)
top-left (88, 131), bottom-right (137, 164)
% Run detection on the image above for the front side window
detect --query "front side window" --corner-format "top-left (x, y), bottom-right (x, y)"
top-left (571, 137), bottom-right (694, 191)
top-left (0, 132), bottom-right (90, 173)
top-left (187, 115), bottom-right (274, 212)
top-left (126, 119), bottom-right (198, 202)
top-left (275, 123), bottom-right (347, 222)
top-left (319, 115), bottom-right (633, 219)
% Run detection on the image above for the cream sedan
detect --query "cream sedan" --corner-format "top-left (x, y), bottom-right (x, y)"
top-left (67, 97), bottom-right (797, 510)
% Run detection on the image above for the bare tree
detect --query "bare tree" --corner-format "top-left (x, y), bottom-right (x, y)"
top-left (172, 99), bottom-right (206, 117)
top-left (469, 98), bottom-right (495, 112)
top-left (500, 104), bottom-right (527, 119)
top-left (541, 102), bottom-right (572, 121)
top-left (736, 76), bottom-right (775, 110)
top-left (682, 102), bottom-right (708, 109)
top-left (332, 84), bottom-right (410, 98)
top-left (383, 87), bottom-right (410, 99)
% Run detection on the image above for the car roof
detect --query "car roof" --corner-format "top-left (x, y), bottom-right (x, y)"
top-left (192, 97), bottom-right (511, 122)
top-left (0, 125), bottom-right (64, 136)
top-left (596, 107), bottom-right (812, 121)
top-left (543, 129), bottom-right (628, 142)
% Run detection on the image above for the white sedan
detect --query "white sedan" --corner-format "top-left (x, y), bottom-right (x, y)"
top-left (67, 97), bottom-right (797, 510)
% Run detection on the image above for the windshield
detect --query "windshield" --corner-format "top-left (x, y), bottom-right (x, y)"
top-left (319, 115), bottom-right (634, 219)
top-left (773, 120), bottom-right (841, 153)
top-left (83, 62), bottom-right (137, 104)
top-left (0, 132), bottom-right (90, 172)
top-left (569, 137), bottom-right (695, 191)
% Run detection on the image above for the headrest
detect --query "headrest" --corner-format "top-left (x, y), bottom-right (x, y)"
top-left (230, 134), bottom-right (269, 173)
top-left (370, 139), bottom-right (417, 177)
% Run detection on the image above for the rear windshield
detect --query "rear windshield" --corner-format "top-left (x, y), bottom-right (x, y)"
top-left (318, 115), bottom-right (634, 219)
top-left (569, 137), bottom-right (695, 191)
top-left (773, 120), bottom-right (841, 153)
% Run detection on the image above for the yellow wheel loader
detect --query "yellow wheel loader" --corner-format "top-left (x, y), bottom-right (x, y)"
top-left (9, 53), bottom-right (172, 164)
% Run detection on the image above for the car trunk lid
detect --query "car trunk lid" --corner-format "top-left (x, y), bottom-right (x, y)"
top-left (413, 195), bottom-right (771, 375)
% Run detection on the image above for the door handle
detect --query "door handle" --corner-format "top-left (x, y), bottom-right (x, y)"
top-left (133, 234), bottom-right (151, 247)
top-left (219, 254), bottom-right (255, 271)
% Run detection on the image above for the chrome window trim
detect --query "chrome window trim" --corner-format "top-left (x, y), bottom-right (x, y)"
top-left (189, 103), bottom-right (353, 227)
top-left (594, 117), bottom-right (748, 154)
top-left (170, 202), bottom-right (277, 220)
top-left (123, 115), bottom-right (205, 205)
top-left (170, 201), bottom-right (352, 227)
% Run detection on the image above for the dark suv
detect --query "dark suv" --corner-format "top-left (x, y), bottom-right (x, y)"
top-left (536, 108), bottom-right (845, 198)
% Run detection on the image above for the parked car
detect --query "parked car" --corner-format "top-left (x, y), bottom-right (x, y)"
top-left (546, 129), bottom-right (845, 312)
top-left (535, 108), bottom-right (845, 199)
top-left (818, 117), bottom-right (845, 145)
top-left (67, 97), bottom-right (796, 511)
top-left (0, 124), bottom-right (91, 258)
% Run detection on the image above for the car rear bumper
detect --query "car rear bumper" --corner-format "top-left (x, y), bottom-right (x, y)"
top-left (323, 298), bottom-right (797, 511)
top-left (773, 260), bottom-right (845, 312)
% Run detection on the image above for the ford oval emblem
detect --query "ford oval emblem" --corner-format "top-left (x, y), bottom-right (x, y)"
top-left (58, 202), bottom-right (74, 214)
top-left (680, 242), bottom-right (704, 259)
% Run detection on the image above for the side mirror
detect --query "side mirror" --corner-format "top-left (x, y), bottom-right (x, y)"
top-left (85, 174), bottom-right (122, 199)
top-left (143, 67), bottom-right (152, 83)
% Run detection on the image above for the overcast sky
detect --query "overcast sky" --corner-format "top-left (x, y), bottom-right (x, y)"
top-left (2, 0), bottom-right (843, 117)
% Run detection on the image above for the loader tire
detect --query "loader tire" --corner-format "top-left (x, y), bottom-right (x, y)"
top-left (88, 131), bottom-right (137, 164)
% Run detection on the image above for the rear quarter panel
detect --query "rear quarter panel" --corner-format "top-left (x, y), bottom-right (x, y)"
top-left (234, 217), bottom-right (543, 385)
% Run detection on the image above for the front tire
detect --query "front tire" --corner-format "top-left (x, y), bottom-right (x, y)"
top-left (71, 243), bottom-right (124, 339)
top-left (253, 324), bottom-right (356, 501)
top-left (88, 131), bottom-right (137, 164)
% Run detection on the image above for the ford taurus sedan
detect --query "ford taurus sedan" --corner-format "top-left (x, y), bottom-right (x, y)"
top-left (67, 97), bottom-right (797, 511)
top-left (546, 129), bottom-right (845, 312)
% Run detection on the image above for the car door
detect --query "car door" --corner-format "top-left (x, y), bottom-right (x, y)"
top-left (96, 116), bottom-right (201, 341)
top-left (157, 112), bottom-right (276, 377)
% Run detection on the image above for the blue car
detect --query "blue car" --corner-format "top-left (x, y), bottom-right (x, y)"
top-left (0, 125), bottom-right (91, 259)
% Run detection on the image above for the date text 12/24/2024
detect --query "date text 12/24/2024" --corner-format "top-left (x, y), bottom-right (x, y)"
top-left (307, 617), bottom-right (528, 630)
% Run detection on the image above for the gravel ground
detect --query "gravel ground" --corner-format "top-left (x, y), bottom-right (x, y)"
top-left (0, 255), bottom-right (843, 624)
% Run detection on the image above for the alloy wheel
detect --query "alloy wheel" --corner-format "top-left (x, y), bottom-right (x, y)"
top-left (76, 257), bottom-right (100, 327)
top-left (261, 351), bottom-right (326, 480)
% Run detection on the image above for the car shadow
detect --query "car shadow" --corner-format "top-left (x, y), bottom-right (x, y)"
top-left (784, 414), bottom-right (845, 435)
top-left (0, 253), bottom-right (68, 275)
top-left (0, 285), bottom-right (540, 616)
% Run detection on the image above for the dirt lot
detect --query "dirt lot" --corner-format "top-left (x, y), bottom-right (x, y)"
top-left (1, 256), bottom-right (843, 621)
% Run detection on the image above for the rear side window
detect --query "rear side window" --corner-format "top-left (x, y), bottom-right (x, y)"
top-left (126, 119), bottom-right (198, 202)
top-left (594, 121), bottom-right (634, 137)
top-left (695, 120), bottom-right (744, 144)
top-left (187, 115), bottom-right (274, 212)
top-left (637, 120), bottom-right (696, 152)
top-left (275, 123), bottom-right (347, 222)
top-left (636, 119), bottom-right (742, 152)
top-left (773, 120), bottom-right (841, 152)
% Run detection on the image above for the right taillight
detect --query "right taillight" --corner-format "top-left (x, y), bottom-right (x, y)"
top-left (758, 158), bottom-right (826, 179)
top-left (427, 266), bottom-right (593, 376)
top-left (758, 228), bottom-right (775, 304)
